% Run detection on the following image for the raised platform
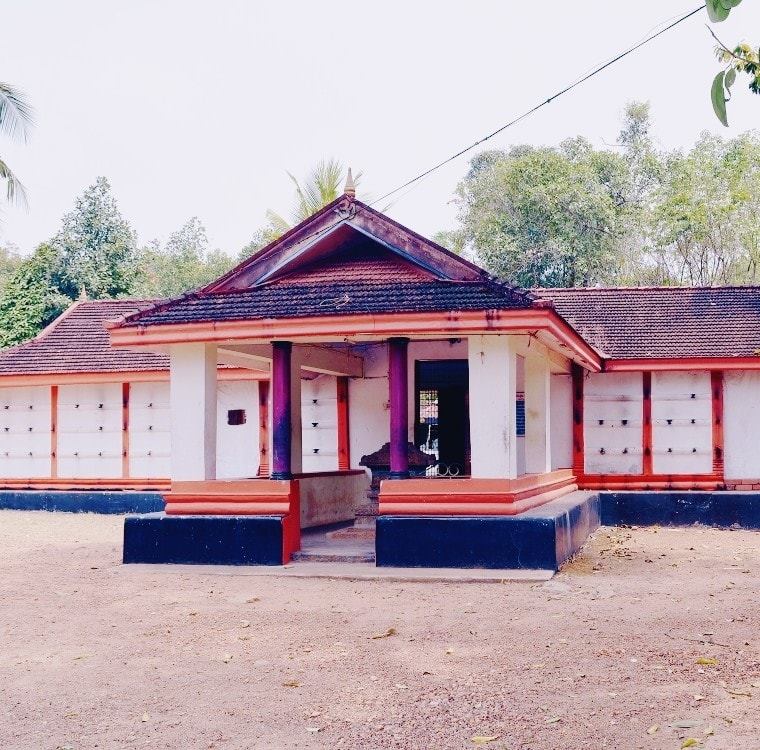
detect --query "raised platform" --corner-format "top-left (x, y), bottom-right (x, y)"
top-left (601, 490), bottom-right (760, 528)
top-left (376, 491), bottom-right (600, 570)
top-left (0, 489), bottom-right (164, 515)
top-left (123, 512), bottom-right (286, 565)
top-left (378, 469), bottom-right (577, 516)
top-left (114, 489), bottom-right (760, 571)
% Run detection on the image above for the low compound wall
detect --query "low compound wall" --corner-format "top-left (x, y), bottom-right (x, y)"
top-left (601, 491), bottom-right (760, 529)
top-left (298, 471), bottom-right (369, 528)
top-left (0, 490), bottom-right (164, 514)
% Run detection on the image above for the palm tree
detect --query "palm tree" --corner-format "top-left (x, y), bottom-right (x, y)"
top-left (266, 159), bottom-right (360, 235)
top-left (0, 81), bottom-right (33, 207)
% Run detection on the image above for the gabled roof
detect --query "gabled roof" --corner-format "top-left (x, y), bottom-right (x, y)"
top-left (538, 286), bottom-right (760, 360)
top-left (204, 196), bottom-right (490, 291)
top-left (115, 195), bottom-right (536, 330)
top-left (0, 299), bottom-right (168, 376)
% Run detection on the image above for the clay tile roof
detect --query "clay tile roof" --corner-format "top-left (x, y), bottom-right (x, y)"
top-left (119, 279), bottom-right (535, 329)
top-left (0, 299), bottom-right (168, 376)
top-left (537, 286), bottom-right (760, 360)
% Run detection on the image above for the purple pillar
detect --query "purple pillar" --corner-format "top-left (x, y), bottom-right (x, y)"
top-left (271, 341), bottom-right (292, 480)
top-left (388, 337), bottom-right (410, 479)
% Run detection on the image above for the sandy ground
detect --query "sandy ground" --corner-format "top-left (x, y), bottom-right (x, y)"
top-left (1, 511), bottom-right (759, 750)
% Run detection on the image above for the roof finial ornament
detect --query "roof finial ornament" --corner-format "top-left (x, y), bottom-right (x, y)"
top-left (343, 167), bottom-right (356, 198)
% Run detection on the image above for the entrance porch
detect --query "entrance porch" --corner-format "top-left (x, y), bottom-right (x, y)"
top-left (122, 328), bottom-right (588, 567)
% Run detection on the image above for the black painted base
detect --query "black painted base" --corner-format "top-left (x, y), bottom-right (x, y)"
top-left (123, 512), bottom-right (284, 565)
top-left (0, 490), bottom-right (164, 515)
top-left (376, 493), bottom-right (601, 571)
top-left (601, 491), bottom-right (760, 529)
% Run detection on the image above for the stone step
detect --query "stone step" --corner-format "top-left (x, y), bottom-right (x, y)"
top-left (325, 526), bottom-right (376, 541)
top-left (291, 548), bottom-right (376, 564)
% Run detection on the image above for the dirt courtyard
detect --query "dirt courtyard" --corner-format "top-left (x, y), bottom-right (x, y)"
top-left (1, 511), bottom-right (759, 750)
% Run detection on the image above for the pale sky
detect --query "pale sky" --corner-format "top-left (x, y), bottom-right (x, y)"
top-left (1, 1), bottom-right (759, 257)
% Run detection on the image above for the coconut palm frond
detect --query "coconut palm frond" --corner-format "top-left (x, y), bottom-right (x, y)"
top-left (265, 209), bottom-right (291, 237)
top-left (288, 159), bottom-right (348, 223)
top-left (0, 82), bottom-right (34, 143)
top-left (263, 160), bottom-right (363, 236)
top-left (313, 158), bottom-right (344, 206)
top-left (0, 156), bottom-right (28, 208)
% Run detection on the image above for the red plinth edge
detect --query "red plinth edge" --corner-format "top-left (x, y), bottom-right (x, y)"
top-left (378, 469), bottom-right (577, 516)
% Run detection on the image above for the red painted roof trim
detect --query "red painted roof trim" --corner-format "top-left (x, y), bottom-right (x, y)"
top-left (604, 357), bottom-right (760, 371)
top-left (109, 307), bottom-right (602, 372)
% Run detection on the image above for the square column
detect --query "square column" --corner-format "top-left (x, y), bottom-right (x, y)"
top-left (524, 351), bottom-right (552, 474)
top-left (169, 343), bottom-right (217, 481)
top-left (388, 337), bottom-right (410, 478)
top-left (271, 341), bottom-right (302, 479)
top-left (468, 335), bottom-right (518, 478)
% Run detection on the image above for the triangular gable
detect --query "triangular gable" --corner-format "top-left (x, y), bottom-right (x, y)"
top-left (204, 195), bottom-right (486, 293)
top-left (273, 241), bottom-right (436, 285)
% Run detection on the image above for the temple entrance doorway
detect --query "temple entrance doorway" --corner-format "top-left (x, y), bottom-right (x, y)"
top-left (415, 359), bottom-right (470, 477)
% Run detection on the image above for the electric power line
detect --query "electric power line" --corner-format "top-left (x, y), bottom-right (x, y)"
top-left (371, 4), bottom-right (706, 208)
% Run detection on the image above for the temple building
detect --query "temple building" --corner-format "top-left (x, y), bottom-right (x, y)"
top-left (3, 189), bottom-right (760, 567)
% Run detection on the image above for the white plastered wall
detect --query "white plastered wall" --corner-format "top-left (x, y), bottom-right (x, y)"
top-left (216, 380), bottom-right (260, 479)
top-left (724, 371), bottom-right (760, 479)
top-left (58, 383), bottom-right (123, 478)
top-left (348, 343), bottom-right (390, 470)
top-left (584, 372), bottom-right (643, 474)
top-left (651, 371), bottom-right (712, 474)
top-left (301, 374), bottom-right (339, 473)
top-left (347, 340), bottom-right (470, 471)
top-left (550, 373), bottom-right (573, 470)
top-left (0, 385), bottom-right (52, 478)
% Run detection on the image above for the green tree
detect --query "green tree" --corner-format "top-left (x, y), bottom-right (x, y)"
top-left (0, 81), bottom-right (33, 206)
top-left (132, 217), bottom-right (236, 298)
top-left (450, 133), bottom-right (637, 287)
top-left (51, 177), bottom-right (137, 299)
top-left (237, 225), bottom-right (281, 261)
top-left (445, 104), bottom-right (760, 288)
top-left (648, 131), bottom-right (760, 285)
top-left (0, 243), bottom-right (22, 292)
top-left (706, 0), bottom-right (758, 126)
top-left (0, 244), bottom-right (70, 347)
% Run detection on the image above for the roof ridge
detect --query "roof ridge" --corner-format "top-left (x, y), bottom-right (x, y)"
top-left (535, 285), bottom-right (760, 292)
top-left (200, 197), bottom-right (349, 294)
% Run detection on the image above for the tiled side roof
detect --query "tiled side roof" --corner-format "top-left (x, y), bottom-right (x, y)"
top-left (121, 280), bottom-right (534, 328)
top-left (538, 286), bottom-right (760, 359)
top-left (0, 299), bottom-right (168, 375)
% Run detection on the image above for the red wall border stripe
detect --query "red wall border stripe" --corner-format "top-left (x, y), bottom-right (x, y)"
top-left (337, 376), bottom-right (350, 471)
top-left (257, 380), bottom-right (270, 477)
top-left (571, 363), bottom-right (584, 476)
top-left (642, 371), bottom-right (653, 475)
top-left (50, 385), bottom-right (58, 479)
top-left (122, 382), bottom-right (130, 478)
top-left (711, 370), bottom-right (724, 477)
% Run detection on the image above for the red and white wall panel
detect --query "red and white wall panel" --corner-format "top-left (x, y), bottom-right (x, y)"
top-left (58, 383), bottom-right (122, 478)
top-left (583, 372), bottom-right (644, 475)
top-left (650, 371), bottom-right (712, 475)
top-left (129, 381), bottom-right (171, 478)
top-left (0, 386), bottom-right (52, 478)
